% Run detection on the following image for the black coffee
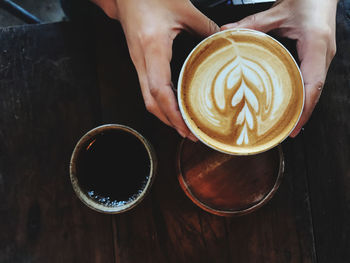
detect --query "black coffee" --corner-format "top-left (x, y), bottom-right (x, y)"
top-left (76, 129), bottom-right (150, 207)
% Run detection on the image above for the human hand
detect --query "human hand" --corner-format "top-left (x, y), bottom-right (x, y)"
top-left (222, 0), bottom-right (338, 137)
top-left (92, 0), bottom-right (219, 140)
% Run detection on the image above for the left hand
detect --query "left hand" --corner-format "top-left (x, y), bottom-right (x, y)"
top-left (222, 0), bottom-right (338, 137)
top-left (91, 0), bottom-right (219, 141)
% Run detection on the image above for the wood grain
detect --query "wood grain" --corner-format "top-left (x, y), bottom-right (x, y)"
top-left (301, 1), bottom-right (350, 262)
top-left (0, 23), bottom-right (114, 263)
top-left (92, 4), bottom-right (316, 261)
top-left (0, 0), bottom-right (349, 262)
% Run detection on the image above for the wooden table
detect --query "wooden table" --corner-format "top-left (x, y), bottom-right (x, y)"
top-left (0, 1), bottom-right (349, 262)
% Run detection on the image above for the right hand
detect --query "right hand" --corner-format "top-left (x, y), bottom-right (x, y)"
top-left (221, 0), bottom-right (337, 138)
top-left (92, 0), bottom-right (219, 140)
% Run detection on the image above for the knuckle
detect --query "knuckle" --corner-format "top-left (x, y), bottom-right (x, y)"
top-left (312, 26), bottom-right (333, 40)
top-left (207, 19), bottom-right (219, 34)
top-left (145, 100), bottom-right (156, 113)
top-left (149, 85), bottom-right (161, 99)
top-left (312, 81), bottom-right (325, 104)
top-left (306, 80), bottom-right (324, 106)
top-left (239, 14), bottom-right (261, 30)
top-left (330, 43), bottom-right (337, 58)
top-left (127, 47), bottom-right (138, 62)
top-left (138, 28), bottom-right (161, 45)
top-left (246, 14), bottom-right (258, 26)
top-left (314, 80), bottom-right (325, 90)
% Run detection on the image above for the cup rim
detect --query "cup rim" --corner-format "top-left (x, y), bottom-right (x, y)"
top-left (177, 28), bottom-right (305, 156)
top-left (69, 124), bottom-right (157, 214)
top-left (177, 139), bottom-right (285, 217)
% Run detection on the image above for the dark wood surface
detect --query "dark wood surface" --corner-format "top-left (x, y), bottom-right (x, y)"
top-left (0, 1), bottom-right (349, 262)
top-left (302, 1), bottom-right (350, 262)
top-left (0, 23), bottom-right (114, 262)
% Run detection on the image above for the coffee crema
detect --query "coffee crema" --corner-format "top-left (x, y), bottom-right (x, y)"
top-left (178, 29), bottom-right (304, 155)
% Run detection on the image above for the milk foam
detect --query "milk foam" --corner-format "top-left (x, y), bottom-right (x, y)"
top-left (180, 29), bottom-right (304, 154)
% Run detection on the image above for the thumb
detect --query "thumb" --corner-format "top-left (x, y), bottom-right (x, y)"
top-left (182, 3), bottom-right (219, 37)
top-left (221, 8), bottom-right (280, 33)
top-left (289, 37), bottom-right (328, 137)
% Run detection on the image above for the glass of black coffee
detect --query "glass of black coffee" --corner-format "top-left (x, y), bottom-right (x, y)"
top-left (70, 124), bottom-right (157, 213)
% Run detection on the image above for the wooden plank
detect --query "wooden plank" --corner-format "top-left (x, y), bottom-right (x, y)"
top-left (93, 4), bottom-right (316, 261)
top-left (224, 138), bottom-right (316, 262)
top-left (301, 1), bottom-right (350, 262)
top-left (0, 22), bottom-right (114, 262)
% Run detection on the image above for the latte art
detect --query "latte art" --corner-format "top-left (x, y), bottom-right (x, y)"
top-left (179, 29), bottom-right (304, 155)
top-left (193, 38), bottom-right (289, 145)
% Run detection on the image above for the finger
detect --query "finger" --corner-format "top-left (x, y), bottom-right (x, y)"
top-left (181, 3), bottom-right (219, 37)
top-left (290, 37), bottom-right (328, 137)
top-left (144, 39), bottom-right (192, 138)
top-left (127, 42), bottom-right (172, 127)
top-left (221, 8), bottom-right (280, 33)
top-left (140, 80), bottom-right (173, 127)
top-left (188, 133), bottom-right (198, 142)
top-left (290, 81), bottom-right (324, 137)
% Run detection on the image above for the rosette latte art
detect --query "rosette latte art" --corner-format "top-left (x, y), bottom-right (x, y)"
top-left (179, 29), bottom-right (304, 155)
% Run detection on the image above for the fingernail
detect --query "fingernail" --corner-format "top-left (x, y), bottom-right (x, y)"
top-left (290, 127), bottom-right (302, 138)
top-left (177, 129), bottom-right (187, 138)
top-left (187, 133), bottom-right (198, 142)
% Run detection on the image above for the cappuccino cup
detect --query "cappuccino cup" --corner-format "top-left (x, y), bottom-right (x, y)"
top-left (178, 29), bottom-right (304, 155)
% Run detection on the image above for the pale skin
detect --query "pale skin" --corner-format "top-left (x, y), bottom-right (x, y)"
top-left (222, 0), bottom-right (338, 137)
top-left (93, 0), bottom-right (219, 141)
top-left (92, 0), bottom-right (338, 139)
